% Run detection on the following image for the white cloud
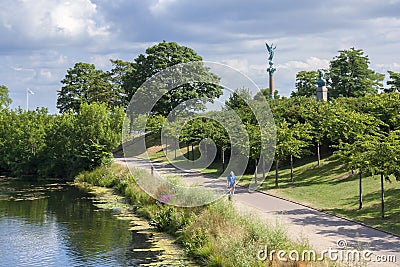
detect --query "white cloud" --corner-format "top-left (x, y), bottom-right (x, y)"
top-left (221, 58), bottom-right (249, 74)
top-left (149, 0), bottom-right (177, 15)
top-left (39, 69), bottom-right (53, 80)
top-left (0, 0), bottom-right (109, 46)
top-left (375, 63), bottom-right (400, 72)
top-left (277, 57), bottom-right (329, 71)
top-left (90, 54), bottom-right (118, 68)
top-left (11, 67), bottom-right (37, 82)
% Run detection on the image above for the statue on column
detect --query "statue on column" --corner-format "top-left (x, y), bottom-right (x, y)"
top-left (316, 69), bottom-right (328, 101)
top-left (265, 42), bottom-right (276, 62)
top-left (316, 69), bottom-right (326, 87)
top-left (265, 42), bottom-right (276, 74)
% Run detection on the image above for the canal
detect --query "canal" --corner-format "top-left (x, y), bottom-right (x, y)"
top-left (0, 177), bottom-right (194, 266)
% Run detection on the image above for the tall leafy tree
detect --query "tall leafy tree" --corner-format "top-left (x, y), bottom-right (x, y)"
top-left (57, 62), bottom-right (120, 113)
top-left (385, 70), bottom-right (400, 93)
top-left (123, 41), bottom-right (223, 116)
top-left (336, 137), bottom-right (372, 210)
top-left (109, 59), bottom-right (134, 107)
top-left (360, 132), bottom-right (400, 218)
top-left (291, 70), bottom-right (319, 98)
top-left (0, 85), bottom-right (12, 109)
top-left (274, 120), bottom-right (312, 187)
top-left (329, 48), bottom-right (384, 98)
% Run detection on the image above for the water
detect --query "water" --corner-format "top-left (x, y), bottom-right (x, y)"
top-left (0, 177), bottom-right (193, 266)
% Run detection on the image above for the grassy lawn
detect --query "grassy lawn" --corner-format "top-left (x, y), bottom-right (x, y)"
top-left (256, 157), bottom-right (400, 235)
top-left (137, 141), bottom-right (400, 235)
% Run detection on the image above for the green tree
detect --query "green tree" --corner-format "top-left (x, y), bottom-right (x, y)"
top-left (225, 88), bottom-right (251, 110)
top-left (274, 120), bottom-right (312, 187)
top-left (291, 70), bottom-right (319, 98)
top-left (57, 62), bottom-right (120, 113)
top-left (123, 41), bottom-right (223, 116)
top-left (336, 137), bottom-right (371, 210)
top-left (74, 103), bottom-right (124, 171)
top-left (254, 88), bottom-right (281, 101)
top-left (109, 59), bottom-right (134, 107)
top-left (323, 103), bottom-right (383, 146)
top-left (329, 48), bottom-right (384, 98)
top-left (360, 132), bottom-right (400, 218)
top-left (0, 85), bottom-right (12, 109)
top-left (385, 70), bottom-right (400, 93)
top-left (0, 108), bottom-right (51, 176)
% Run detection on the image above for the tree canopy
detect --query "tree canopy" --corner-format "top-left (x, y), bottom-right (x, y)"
top-left (0, 85), bottom-right (12, 109)
top-left (385, 70), bottom-right (400, 93)
top-left (291, 70), bottom-right (319, 98)
top-left (328, 47), bottom-right (384, 98)
top-left (123, 41), bottom-right (223, 116)
top-left (57, 62), bottom-right (122, 113)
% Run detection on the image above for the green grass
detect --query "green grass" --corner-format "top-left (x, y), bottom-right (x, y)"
top-left (75, 163), bottom-right (318, 266)
top-left (257, 157), bottom-right (400, 235)
top-left (144, 142), bottom-right (400, 235)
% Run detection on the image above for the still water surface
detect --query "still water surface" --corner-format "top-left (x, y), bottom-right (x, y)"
top-left (0, 177), bottom-right (193, 266)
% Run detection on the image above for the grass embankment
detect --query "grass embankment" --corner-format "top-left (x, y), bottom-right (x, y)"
top-left (145, 142), bottom-right (400, 235)
top-left (75, 163), bottom-right (316, 267)
top-left (255, 157), bottom-right (400, 235)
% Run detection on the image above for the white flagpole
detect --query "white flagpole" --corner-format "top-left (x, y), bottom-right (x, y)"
top-left (26, 88), bottom-right (28, 111)
top-left (26, 88), bottom-right (34, 111)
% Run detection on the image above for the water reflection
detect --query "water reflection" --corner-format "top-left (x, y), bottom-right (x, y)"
top-left (0, 177), bottom-right (193, 266)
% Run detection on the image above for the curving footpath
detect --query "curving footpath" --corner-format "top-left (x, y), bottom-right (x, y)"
top-left (116, 156), bottom-right (400, 266)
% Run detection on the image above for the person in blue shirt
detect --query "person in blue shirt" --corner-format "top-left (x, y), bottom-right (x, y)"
top-left (227, 171), bottom-right (237, 195)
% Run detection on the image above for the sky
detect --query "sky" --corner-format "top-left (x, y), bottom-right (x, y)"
top-left (1, 0), bottom-right (400, 113)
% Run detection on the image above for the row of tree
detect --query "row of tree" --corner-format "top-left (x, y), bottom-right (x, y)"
top-left (158, 92), bottom-right (399, 218)
top-left (57, 43), bottom-right (400, 116)
top-left (57, 41), bottom-right (222, 115)
top-left (0, 90), bottom-right (123, 178)
top-left (1, 41), bottom-right (399, 218)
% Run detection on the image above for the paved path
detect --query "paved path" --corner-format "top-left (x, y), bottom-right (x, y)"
top-left (116, 156), bottom-right (400, 266)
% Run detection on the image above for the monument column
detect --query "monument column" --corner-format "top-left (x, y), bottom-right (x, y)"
top-left (269, 72), bottom-right (274, 99)
top-left (265, 42), bottom-right (277, 99)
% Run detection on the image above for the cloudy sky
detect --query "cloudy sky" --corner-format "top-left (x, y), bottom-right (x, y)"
top-left (1, 0), bottom-right (400, 113)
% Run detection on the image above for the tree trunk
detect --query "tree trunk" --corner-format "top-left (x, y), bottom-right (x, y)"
top-left (192, 143), bottom-right (194, 161)
top-left (254, 158), bottom-right (258, 185)
top-left (204, 142), bottom-right (207, 163)
top-left (290, 154), bottom-right (294, 183)
top-left (275, 159), bottom-right (279, 188)
top-left (174, 139), bottom-right (177, 159)
top-left (381, 173), bottom-right (385, 219)
top-left (187, 143), bottom-right (189, 158)
top-left (317, 142), bottom-right (321, 166)
top-left (165, 137), bottom-right (168, 156)
top-left (222, 148), bottom-right (225, 173)
top-left (359, 171), bottom-right (363, 210)
top-left (262, 155), bottom-right (265, 180)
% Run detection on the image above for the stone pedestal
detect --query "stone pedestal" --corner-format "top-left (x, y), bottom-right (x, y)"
top-left (316, 86), bottom-right (328, 102)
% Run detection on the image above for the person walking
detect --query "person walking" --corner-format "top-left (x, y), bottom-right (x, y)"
top-left (227, 171), bottom-right (237, 196)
